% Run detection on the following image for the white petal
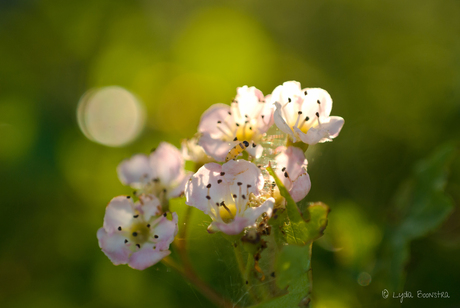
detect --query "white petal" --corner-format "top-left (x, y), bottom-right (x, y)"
top-left (129, 245), bottom-right (170, 270)
top-left (199, 134), bottom-right (235, 162)
top-left (242, 198), bottom-right (275, 222)
top-left (275, 146), bottom-right (308, 183)
top-left (234, 86), bottom-right (266, 120)
top-left (273, 102), bottom-right (295, 141)
top-left (117, 154), bottom-right (153, 189)
top-left (305, 88), bottom-right (333, 118)
top-left (150, 142), bottom-right (184, 186)
top-left (137, 194), bottom-right (161, 221)
top-left (151, 212), bottom-right (178, 251)
top-left (103, 196), bottom-right (135, 233)
top-left (185, 163), bottom-right (230, 214)
top-left (290, 172), bottom-right (311, 202)
top-left (198, 104), bottom-right (234, 139)
top-left (167, 171), bottom-right (193, 199)
top-left (297, 116), bottom-right (344, 144)
top-left (222, 160), bottom-right (264, 196)
top-left (245, 143), bottom-right (264, 159)
top-left (97, 228), bottom-right (131, 265)
top-left (209, 217), bottom-right (251, 235)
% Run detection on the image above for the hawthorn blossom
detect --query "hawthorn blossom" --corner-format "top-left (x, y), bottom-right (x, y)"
top-left (274, 146), bottom-right (311, 202)
top-left (181, 135), bottom-right (214, 165)
top-left (117, 142), bottom-right (192, 201)
top-left (270, 81), bottom-right (344, 145)
top-left (97, 195), bottom-right (178, 270)
top-left (185, 160), bottom-right (275, 235)
top-left (198, 86), bottom-right (274, 162)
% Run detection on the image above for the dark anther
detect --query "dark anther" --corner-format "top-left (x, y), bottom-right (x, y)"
top-left (304, 90), bottom-right (308, 95)
top-left (132, 232), bottom-right (138, 237)
top-left (216, 202), bottom-right (220, 206)
top-left (217, 179), bottom-right (222, 184)
top-left (298, 111), bottom-right (303, 115)
top-left (206, 195), bottom-right (211, 200)
top-left (317, 99), bottom-right (321, 104)
top-left (136, 244), bottom-right (141, 248)
top-left (282, 167), bottom-right (286, 172)
top-left (126, 196), bottom-right (131, 199)
top-left (252, 143), bottom-right (256, 147)
top-left (288, 97), bottom-right (292, 103)
top-left (305, 116), bottom-right (310, 121)
top-left (245, 114), bottom-right (248, 118)
top-left (242, 195), bottom-right (246, 199)
top-left (163, 213), bottom-right (167, 217)
top-left (237, 182), bottom-right (242, 186)
top-left (261, 115), bottom-right (265, 119)
top-left (284, 172), bottom-right (289, 178)
top-left (133, 215), bottom-right (139, 218)
top-left (220, 172), bottom-right (225, 176)
top-left (247, 184), bottom-right (252, 188)
top-left (124, 239), bottom-right (128, 243)
top-left (233, 194), bottom-right (237, 198)
top-left (220, 201), bottom-right (225, 206)
top-left (233, 137), bottom-right (238, 141)
top-left (118, 226), bottom-right (122, 231)
top-left (228, 111), bottom-right (232, 115)
top-left (154, 235), bottom-right (159, 239)
top-left (249, 127), bottom-right (252, 130)
top-left (217, 120), bottom-right (222, 124)
top-left (316, 112), bottom-right (320, 117)
top-left (147, 224), bottom-right (151, 228)
top-left (206, 183), bottom-right (212, 188)
top-left (236, 123), bottom-right (240, 127)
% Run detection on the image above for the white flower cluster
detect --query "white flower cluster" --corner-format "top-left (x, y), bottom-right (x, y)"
top-left (97, 81), bottom-right (344, 270)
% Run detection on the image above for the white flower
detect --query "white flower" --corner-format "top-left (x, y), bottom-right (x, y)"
top-left (269, 81), bottom-right (344, 145)
top-left (117, 142), bottom-right (192, 200)
top-left (274, 146), bottom-right (311, 202)
top-left (198, 86), bottom-right (274, 162)
top-left (97, 195), bottom-right (178, 270)
top-left (185, 160), bottom-right (275, 235)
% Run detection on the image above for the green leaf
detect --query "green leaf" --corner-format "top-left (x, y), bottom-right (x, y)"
top-left (382, 143), bottom-right (457, 290)
top-left (267, 165), bottom-right (329, 246)
top-left (250, 244), bottom-right (312, 308)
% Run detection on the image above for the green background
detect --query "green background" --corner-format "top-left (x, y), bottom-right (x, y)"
top-left (1, 0), bottom-right (459, 307)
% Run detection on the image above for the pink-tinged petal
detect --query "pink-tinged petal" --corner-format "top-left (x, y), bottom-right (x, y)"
top-left (103, 196), bottom-right (135, 233)
top-left (242, 198), bottom-right (275, 222)
top-left (295, 116), bottom-right (344, 145)
top-left (152, 212), bottom-right (178, 251)
top-left (290, 172), bottom-right (311, 202)
top-left (150, 142), bottom-right (184, 186)
top-left (275, 146), bottom-right (308, 183)
top-left (209, 216), bottom-right (251, 235)
top-left (186, 163), bottom-right (230, 213)
top-left (305, 88), bottom-right (333, 118)
top-left (97, 228), bottom-right (131, 265)
top-left (234, 86), bottom-right (266, 120)
top-left (128, 244), bottom-right (171, 270)
top-left (167, 171), bottom-right (193, 199)
top-left (245, 143), bottom-right (264, 159)
top-left (117, 154), bottom-right (153, 189)
top-left (198, 104), bottom-right (234, 139)
top-left (199, 134), bottom-right (235, 162)
top-left (274, 102), bottom-right (295, 141)
top-left (222, 160), bottom-right (264, 196)
top-left (137, 194), bottom-right (161, 221)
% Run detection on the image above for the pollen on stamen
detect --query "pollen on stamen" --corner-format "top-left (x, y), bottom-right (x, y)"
top-left (124, 239), bottom-right (128, 243)
top-left (118, 226), bottom-right (122, 231)
top-left (133, 215), bottom-right (139, 218)
top-left (126, 196), bottom-right (131, 199)
top-left (249, 127), bottom-right (252, 130)
top-left (288, 98), bottom-right (292, 103)
top-left (233, 194), bottom-right (237, 198)
top-left (304, 90), bottom-right (308, 95)
top-left (217, 120), bottom-right (222, 124)
top-left (233, 137), bottom-right (238, 141)
top-left (132, 232), bottom-right (138, 236)
top-left (220, 172), bottom-right (225, 176)
top-left (206, 183), bottom-right (212, 188)
top-left (237, 182), bottom-right (242, 186)
top-left (147, 224), bottom-right (151, 228)
top-left (206, 195), bottom-right (211, 200)
top-left (163, 213), bottom-right (167, 217)
top-left (305, 116), bottom-right (310, 121)
top-left (228, 111), bottom-right (232, 115)
top-left (316, 112), bottom-right (320, 117)
top-left (282, 167), bottom-right (286, 172)
top-left (154, 235), bottom-right (159, 239)
top-left (298, 111), bottom-right (303, 115)
top-left (242, 195), bottom-right (246, 199)
top-left (261, 115), bottom-right (265, 119)
top-left (284, 172), bottom-right (289, 178)
top-left (252, 143), bottom-right (256, 147)
top-left (236, 123), bottom-right (240, 127)
top-left (218, 179), bottom-right (222, 184)
top-left (244, 114), bottom-right (248, 118)
top-left (247, 184), bottom-right (252, 188)
top-left (317, 99), bottom-right (321, 104)
top-left (136, 244), bottom-right (140, 248)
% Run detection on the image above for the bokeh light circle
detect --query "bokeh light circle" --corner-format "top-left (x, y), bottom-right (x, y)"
top-left (77, 86), bottom-right (145, 147)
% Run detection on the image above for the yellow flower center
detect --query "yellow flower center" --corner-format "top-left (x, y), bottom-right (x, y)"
top-left (219, 203), bottom-right (238, 223)
top-left (235, 122), bottom-right (255, 141)
top-left (130, 222), bottom-right (151, 244)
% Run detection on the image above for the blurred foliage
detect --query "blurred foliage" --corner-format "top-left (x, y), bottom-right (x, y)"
top-left (1, 0), bottom-right (459, 307)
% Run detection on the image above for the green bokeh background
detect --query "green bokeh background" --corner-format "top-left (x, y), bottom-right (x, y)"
top-left (1, 0), bottom-right (459, 307)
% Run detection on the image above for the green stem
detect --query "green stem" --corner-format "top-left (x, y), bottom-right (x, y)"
top-left (234, 244), bottom-right (258, 303)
